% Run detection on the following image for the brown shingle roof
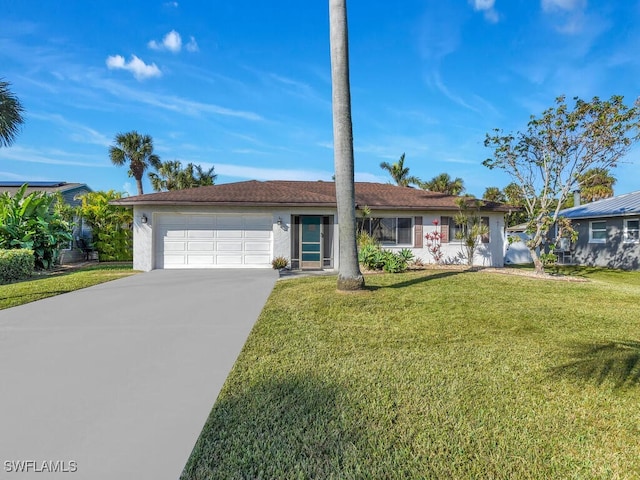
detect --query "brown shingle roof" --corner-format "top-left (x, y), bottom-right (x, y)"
top-left (111, 180), bottom-right (512, 212)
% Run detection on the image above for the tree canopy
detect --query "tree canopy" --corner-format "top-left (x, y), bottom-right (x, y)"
top-left (576, 167), bottom-right (616, 203)
top-left (379, 153), bottom-right (420, 187)
top-left (420, 173), bottom-right (465, 195)
top-left (109, 131), bottom-right (160, 196)
top-left (0, 79), bottom-right (25, 148)
top-left (484, 95), bottom-right (640, 274)
top-left (149, 160), bottom-right (216, 191)
top-left (482, 186), bottom-right (506, 203)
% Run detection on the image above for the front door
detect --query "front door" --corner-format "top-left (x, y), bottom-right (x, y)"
top-left (300, 216), bottom-right (322, 269)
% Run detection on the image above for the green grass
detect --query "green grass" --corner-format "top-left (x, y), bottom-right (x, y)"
top-left (0, 263), bottom-right (137, 310)
top-left (183, 269), bottom-right (640, 479)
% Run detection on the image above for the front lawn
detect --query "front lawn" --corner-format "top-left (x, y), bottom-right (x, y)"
top-left (0, 263), bottom-right (137, 310)
top-left (183, 269), bottom-right (640, 479)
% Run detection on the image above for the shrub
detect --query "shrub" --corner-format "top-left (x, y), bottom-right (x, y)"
top-left (358, 244), bottom-right (409, 273)
top-left (271, 256), bottom-right (289, 270)
top-left (76, 191), bottom-right (133, 261)
top-left (0, 249), bottom-right (34, 283)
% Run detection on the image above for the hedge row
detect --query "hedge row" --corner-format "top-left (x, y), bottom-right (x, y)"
top-left (0, 249), bottom-right (35, 284)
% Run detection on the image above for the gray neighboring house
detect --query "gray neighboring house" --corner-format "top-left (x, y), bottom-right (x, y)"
top-left (0, 181), bottom-right (93, 263)
top-left (557, 190), bottom-right (640, 270)
top-left (111, 180), bottom-right (512, 272)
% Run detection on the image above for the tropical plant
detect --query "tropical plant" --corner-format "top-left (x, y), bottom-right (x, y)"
top-left (424, 219), bottom-right (444, 264)
top-left (76, 191), bottom-right (133, 261)
top-left (576, 167), bottom-right (616, 203)
top-left (0, 78), bottom-right (25, 148)
top-left (0, 185), bottom-right (73, 269)
top-left (358, 243), bottom-right (409, 273)
top-left (482, 186), bottom-right (506, 203)
top-left (453, 198), bottom-right (489, 267)
top-left (329, 0), bottom-right (364, 290)
top-left (420, 173), bottom-right (465, 195)
top-left (379, 153), bottom-right (421, 187)
top-left (109, 131), bottom-right (160, 195)
top-left (149, 159), bottom-right (216, 191)
top-left (484, 95), bottom-right (640, 274)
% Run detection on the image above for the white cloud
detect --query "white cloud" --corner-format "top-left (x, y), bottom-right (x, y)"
top-left (541, 0), bottom-right (585, 12)
top-left (541, 0), bottom-right (588, 34)
top-left (0, 145), bottom-right (109, 168)
top-left (122, 182), bottom-right (134, 196)
top-left (148, 30), bottom-right (182, 52)
top-left (106, 54), bottom-right (162, 80)
top-left (95, 78), bottom-right (263, 121)
top-left (163, 1), bottom-right (178, 7)
top-left (469, 0), bottom-right (499, 23)
top-left (186, 36), bottom-right (199, 52)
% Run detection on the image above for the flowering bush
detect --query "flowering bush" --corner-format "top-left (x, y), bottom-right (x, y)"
top-left (424, 219), bottom-right (443, 264)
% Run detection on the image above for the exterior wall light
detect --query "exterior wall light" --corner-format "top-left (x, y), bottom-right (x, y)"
top-left (141, 214), bottom-right (148, 224)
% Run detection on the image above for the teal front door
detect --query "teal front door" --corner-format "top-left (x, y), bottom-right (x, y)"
top-left (301, 216), bottom-right (322, 269)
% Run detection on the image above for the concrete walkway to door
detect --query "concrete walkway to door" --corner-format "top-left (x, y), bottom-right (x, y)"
top-left (0, 269), bottom-right (277, 480)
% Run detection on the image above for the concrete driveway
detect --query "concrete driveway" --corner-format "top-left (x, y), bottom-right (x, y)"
top-left (0, 269), bottom-right (277, 479)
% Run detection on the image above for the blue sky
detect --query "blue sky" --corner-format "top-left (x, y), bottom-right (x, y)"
top-left (2, 0), bottom-right (640, 197)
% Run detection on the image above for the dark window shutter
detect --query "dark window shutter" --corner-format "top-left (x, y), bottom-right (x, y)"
top-left (414, 216), bottom-right (423, 247)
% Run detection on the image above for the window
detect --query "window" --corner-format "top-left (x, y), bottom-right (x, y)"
top-left (589, 221), bottom-right (607, 243)
top-left (481, 216), bottom-right (490, 244)
top-left (440, 216), bottom-right (463, 243)
top-left (624, 219), bottom-right (639, 243)
top-left (357, 217), bottom-right (412, 245)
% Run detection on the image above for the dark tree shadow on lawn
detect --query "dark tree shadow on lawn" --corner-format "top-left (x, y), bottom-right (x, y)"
top-left (551, 340), bottom-right (640, 389)
top-left (366, 269), bottom-right (467, 291)
top-left (181, 374), bottom-right (361, 479)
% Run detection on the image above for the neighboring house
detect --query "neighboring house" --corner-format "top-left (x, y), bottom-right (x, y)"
top-left (504, 223), bottom-right (534, 265)
top-left (0, 181), bottom-right (93, 263)
top-left (557, 190), bottom-right (640, 270)
top-left (111, 180), bottom-right (511, 272)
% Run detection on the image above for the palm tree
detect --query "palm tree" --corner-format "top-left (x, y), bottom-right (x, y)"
top-left (420, 173), bottom-right (465, 195)
top-left (577, 167), bottom-right (616, 203)
top-left (109, 131), bottom-right (160, 195)
top-left (149, 160), bottom-right (216, 191)
top-left (0, 79), bottom-right (25, 148)
top-left (329, 0), bottom-right (364, 291)
top-left (482, 186), bottom-right (506, 203)
top-left (380, 153), bottom-right (421, 187)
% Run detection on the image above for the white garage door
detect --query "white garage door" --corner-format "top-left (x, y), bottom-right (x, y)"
top-left (155, 214), bottom-right (272, 268)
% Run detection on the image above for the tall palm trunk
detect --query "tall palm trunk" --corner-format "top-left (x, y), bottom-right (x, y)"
top-left (329, 0), bottom-right (364, 291)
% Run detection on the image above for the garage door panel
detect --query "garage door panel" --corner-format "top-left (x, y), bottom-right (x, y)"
top-left (216, 255), bottom-right (243, 265)
top-left (245, 255), bottom-right (271, 264)
top-left (217, 241), bottom-right (243, 252)
top-left (187, 255), bottom-right (216, 265)
top-left (164, 241), bottom-right (187, 252)
top-left (164, 254), bottom-right (187, 265)
top-left (245, 241), bottom-right (271, 252)
top-left (155, 214), bottom-right (272, 269)
top-left (187, 241), bottom-right (215, 251)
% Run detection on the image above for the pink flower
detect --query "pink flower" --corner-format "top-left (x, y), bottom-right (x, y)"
top-left (432, 219), bottom-right (439, 226)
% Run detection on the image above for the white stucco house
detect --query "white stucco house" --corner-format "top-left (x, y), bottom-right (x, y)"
top-left (111, 180), bottom-right (511, 272)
